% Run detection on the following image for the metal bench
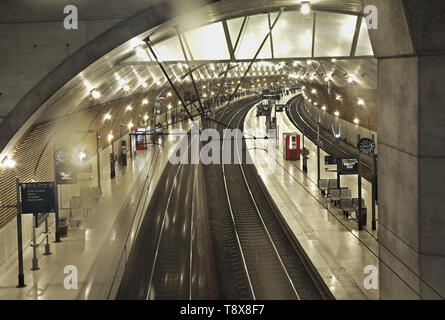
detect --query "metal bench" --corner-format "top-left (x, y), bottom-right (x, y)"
top-left (330, 189), bottom-right (341, 204)
top-left (327, 179), bottom-right (338, 196)
top-left (319, 179), bottom-right (329, 195)
top-left (340, 199), bottom-right (356, 217)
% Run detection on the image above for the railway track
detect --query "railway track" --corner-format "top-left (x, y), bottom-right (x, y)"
top-left (203, 98), bottom-right (324, 300)
top-left (286, 95), bottom-right (374, 180)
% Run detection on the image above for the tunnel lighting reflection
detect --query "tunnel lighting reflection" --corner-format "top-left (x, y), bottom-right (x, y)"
top-left (90, 88), bottom-right (100, 99)
top-left (331, 58), bottom-right (337, 62)
top-left (2, 156), bottom-right (16, 168)
top-left (108, 132), bottom-right (114, 142)
top-left (300, 1), bottom-right (311, 15)
top-left (123, 84), bottom-right (130, 92)
top-left (78, 151), bottom-right (86, 161)
top-left (306, 59), bottom-right (312, 65)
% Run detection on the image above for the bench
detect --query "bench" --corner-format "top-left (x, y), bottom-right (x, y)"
top-left (319, 179), bottom-right (329, 195)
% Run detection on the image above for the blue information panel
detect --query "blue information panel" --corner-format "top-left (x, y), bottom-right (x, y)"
top-left (325, 155), bottom-right (339, 165)
top-left (21, 182), bottom-right (56, 214)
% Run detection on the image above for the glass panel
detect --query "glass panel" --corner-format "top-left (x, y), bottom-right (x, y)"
top-left (272, 11), bottom-right (313, 58)
top-left (153, 36), bottom-right (185, 61)
top-left (355, 18), bottom-right (374, 56)
top-left (227, 17), bottom-right (245, 49)
top-left (314, 12), bottom-right (357, 57)
top-left (184, 22), bottom-right (230, 60)
top-left (236, 14), bottom-right (272, 60)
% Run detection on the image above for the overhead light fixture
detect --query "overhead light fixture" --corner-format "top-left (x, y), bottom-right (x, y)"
top-left (306, 59), bottom-right (312, 65)
top-left (128, 121), bottom-right (134, 130)
top-left (354, 118), bottom-right (360, 124)
top-left (331, 58), bottom-right (337, 62)
top-left (321, 105), bottom-right (327, 111)
top-left (358, 98), bottom-right (365, 105)
top-left (123, 84), bottom-right (130, 92)
top-left (311, 89), bottom-right (317, 94)
top-left (334, 111), bottom-right (340, 117)
top-left (300, 1), bottom-right (311, 14)
top-left (90, 88), bottom-right (100, 99)
top-left (142, 99), bottom-right (148, 105)
top-left (78, 151), bottom-right (86, 161)
top-left (126, 105), bottom-right (133, 111)
top-left (104, 113), bottom-right (112, 120)
top-left (2, 156), bottom-right (16, 168)
top-left (107, 132), bottom-right (114, 142)
top-left (143, 115), bottom-right (149, 121)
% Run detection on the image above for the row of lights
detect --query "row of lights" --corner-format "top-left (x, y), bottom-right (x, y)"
top-left (303, 87), bottom-right (362, 125)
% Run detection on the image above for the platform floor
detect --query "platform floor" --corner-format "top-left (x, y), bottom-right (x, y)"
top-left (0, 119), bottom-right (194, 300)
top-left (244, 94), bottom-right (380, 300)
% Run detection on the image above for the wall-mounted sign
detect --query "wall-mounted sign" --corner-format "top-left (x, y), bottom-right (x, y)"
top-left (357, 138), bottom-right (376, 155)
top-left (339, 158), bottom-right (359, 175)
top-left (55, 148), bottom-right (77, 185)
top-left (184, 91), bottom-right (191, 102)
top-left (325, 155), bottom-right (339, 165)
top-left (21, 182), bottom-right (55, 214)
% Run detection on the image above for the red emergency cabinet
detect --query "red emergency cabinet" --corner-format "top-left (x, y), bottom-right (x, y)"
top-left (283, 134), bottom-right (300, 160)
top-left (135, 128), bottom-right (147, 150)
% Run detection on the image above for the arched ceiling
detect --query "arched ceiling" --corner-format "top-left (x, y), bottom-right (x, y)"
top-left (0, 0), bottom-right (376, 162)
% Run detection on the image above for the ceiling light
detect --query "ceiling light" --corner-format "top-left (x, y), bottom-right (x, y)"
top-left (90, 88), bottom-right (100, 99)
top-left (321, 105), bottom-right (327, 111)
top-left (142, 99), bottom-right (148, 105)
top-left (104, 113), bottom-right (112, 120)
top-left (358, 98), bottom-right (365, 105)
top-left (354, 118), bottom-right (360, 124)
top-left (334, 111), bottom-right (340, 117)
top-left (126, 105), bottom-right (133, 111)
top-left (3, 156), bottom-right (16, 168)
top-left (301, 1), bottom-right (311, 14)
top-left (107, 132), bottom-right (114, 142)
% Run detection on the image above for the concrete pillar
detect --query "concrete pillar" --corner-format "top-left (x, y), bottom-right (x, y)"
top-left (364, 0), bottom-right (445, 299)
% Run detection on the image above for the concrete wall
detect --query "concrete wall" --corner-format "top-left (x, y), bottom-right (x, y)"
top-left (304, 100), bottom-right (378, 153)
top-left (364, 0), bottom-right (445, 299)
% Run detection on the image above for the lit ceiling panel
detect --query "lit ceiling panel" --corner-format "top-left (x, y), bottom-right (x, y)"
top-left (314, 12), bottom-right (357, 57)
top-left (235, 14), bottom-right (272, 60)
top-left (355, 18), bottom-right (374, 56)
top-left (184, 22), bottom-right (230, 60)
top-left (272, 11), bottom-right (313, 58)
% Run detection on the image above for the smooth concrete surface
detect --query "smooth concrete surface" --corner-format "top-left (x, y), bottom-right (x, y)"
top-left (0, 119), bottom-right (193, 299)
top-left (244, 93), bottom-right (379, 300)
top-left (372, 0), bottom-right (445, 299)
top-left (302, 99), bottom-right (378, 153)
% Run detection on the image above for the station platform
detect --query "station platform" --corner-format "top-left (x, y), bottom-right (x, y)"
top-left (0, 119), bottom-right (195, 300)
top-left (244, 94), bottom-right (380, 300)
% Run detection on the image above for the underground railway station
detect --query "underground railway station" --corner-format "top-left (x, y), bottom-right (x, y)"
top-left (0, 0), bottom-right (444, 309)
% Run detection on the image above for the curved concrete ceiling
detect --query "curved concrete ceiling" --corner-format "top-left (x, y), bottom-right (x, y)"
top-left (0, 0), bottom-right (374, 161)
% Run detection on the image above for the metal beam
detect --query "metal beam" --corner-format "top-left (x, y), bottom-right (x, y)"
top-left (218, 8), bottom-right (284, 121)
top-left (222, 19), bottom-right (235, 61)
top-left (350, 15), bottom-right (363, 57)
top-left (177, 29), bottom-right (206, 116)
top-left (268, 13), bottom-right (274, 59)
top-left (143, 37), bottom-right (195, 123)
top-left (311, 12), bottom-right (316, 58)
